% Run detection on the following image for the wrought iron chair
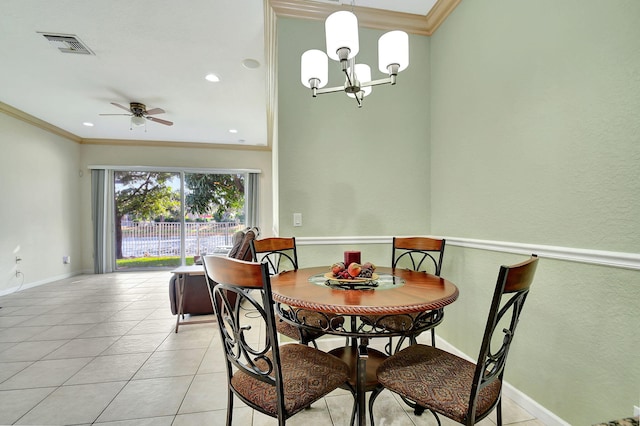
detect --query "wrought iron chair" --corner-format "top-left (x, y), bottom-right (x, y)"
top-left (202, 255), bottom-right (350, 426)
top-left (388, 237), bottom-right (446, 349)
top-left (370, 255), bottom-right (539, 426)
top-left (392, 236), bottom-right (445, 275)
top-left (250, 237), bottom-right (298, 275)
top-left (364, 237), bottom-right (446, 355)
top-left (250, 237), bottom-right (331, 348)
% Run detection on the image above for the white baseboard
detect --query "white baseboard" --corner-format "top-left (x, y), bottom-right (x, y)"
top-left (0, 271), bottom-right (82, 297)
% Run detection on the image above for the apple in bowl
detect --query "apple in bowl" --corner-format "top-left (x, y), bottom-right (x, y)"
top-left (347, 262), bottom-right (362, 278)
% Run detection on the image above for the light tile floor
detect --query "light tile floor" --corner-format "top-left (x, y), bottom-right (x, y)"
top-left (0, 271), bottom-right (545, 425)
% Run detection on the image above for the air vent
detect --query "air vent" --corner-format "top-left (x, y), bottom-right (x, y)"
top-left (40, 33), bottom-right (94, 55)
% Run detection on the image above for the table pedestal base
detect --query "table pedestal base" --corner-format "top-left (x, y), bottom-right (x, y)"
top-left (329, 345), bottom-right (388, 426)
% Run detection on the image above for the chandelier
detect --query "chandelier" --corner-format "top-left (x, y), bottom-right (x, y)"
top-left (300, 10), bottom-right (409, 108)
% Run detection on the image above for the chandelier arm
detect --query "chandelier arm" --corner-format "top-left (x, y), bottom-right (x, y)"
top-left (314, 85), bottom-right (349, 95)
top-left (313, 78), bottom-right (395, 94)
top-left (360, 76), bottom-right (397, 88)
top-left (311, 85), bottom-right (363, 107)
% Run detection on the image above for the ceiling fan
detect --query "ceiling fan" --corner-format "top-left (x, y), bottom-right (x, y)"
top-left (99, 102), bottom-right (174, 127)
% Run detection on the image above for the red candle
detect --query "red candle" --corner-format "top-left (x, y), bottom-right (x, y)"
top-left (344, 251), bottom-right (361, 266)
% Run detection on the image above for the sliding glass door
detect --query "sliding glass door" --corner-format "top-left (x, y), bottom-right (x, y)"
top-left (113, 170), bottom-right (247, 270)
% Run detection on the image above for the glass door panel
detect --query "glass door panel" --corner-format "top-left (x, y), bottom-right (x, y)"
top-left (114, 171), bottom-right (181, 270)
top-left (183, 172), bottom-right (246, 257)
top-left (113, 170), bottom-right (246, 270)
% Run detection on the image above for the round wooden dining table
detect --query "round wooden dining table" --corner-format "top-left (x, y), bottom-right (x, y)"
top-left (269, 266), bottom-right (459, 426)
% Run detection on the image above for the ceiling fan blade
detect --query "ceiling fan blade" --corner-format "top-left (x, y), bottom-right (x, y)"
top-left (111, 102), bottom-right (132, 112)
top-left (147, 116), bottom-right (173, 126)
top-left (99, 113), bottom-right (132, 116)
top-left (144, 108), bottom-right (165, 115)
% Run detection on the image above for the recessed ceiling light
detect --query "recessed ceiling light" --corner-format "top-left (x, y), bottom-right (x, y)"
top-left (242, 59), bottom-right (260, 69)
top-left (83, 122), bottom-right (94, 127)
top-left (229, 129), bottom-right (238, 134)
top-left (205, 73), bottom-right (220, 82)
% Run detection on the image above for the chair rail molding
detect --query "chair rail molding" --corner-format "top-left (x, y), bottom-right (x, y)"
top-left (296, 236), bottom-right (640, 271)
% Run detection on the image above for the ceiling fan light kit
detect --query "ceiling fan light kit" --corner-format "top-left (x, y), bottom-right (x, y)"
top-left (131, 115), bottom-right (146, 127)
top-left (300, 10), bottom-right (409, 108)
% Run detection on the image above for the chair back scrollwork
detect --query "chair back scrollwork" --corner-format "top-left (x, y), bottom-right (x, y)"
top-left (251, 237), bottom-right (298, 275)
top-left (392, 237), bottom-right (446, 275)
top-left (202, 256), bottom-right (287, 418)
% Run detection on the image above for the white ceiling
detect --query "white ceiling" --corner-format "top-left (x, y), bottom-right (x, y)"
top-left (0, 0), bottom-right (440, 147)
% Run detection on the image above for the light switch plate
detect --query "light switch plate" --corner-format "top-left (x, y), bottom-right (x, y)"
top-left (293, 213), bottom-right (302, 227)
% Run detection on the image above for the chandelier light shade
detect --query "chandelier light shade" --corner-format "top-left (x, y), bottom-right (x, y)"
top-left (378, 30), bottom-right (409, 74)
top-left (325, 10), bottom-right (359, 62)
top-left (347, 64), bottom-right (372, 99)
top-left (300, 10), bottom-right (409, 107)
top-left (301, 49), bottom-right (328, 89)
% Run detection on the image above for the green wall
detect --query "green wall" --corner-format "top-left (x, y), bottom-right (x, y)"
top-left (277, 2), bottom-right (640, 424)
top-left (430, 1), bottom-right (640, 424)
top-left (430, 0), bottom-right (640, 251)
top-left (277, 18), bottom-right (432, 239)
top-left (0, 113), bottom-right (83, 292)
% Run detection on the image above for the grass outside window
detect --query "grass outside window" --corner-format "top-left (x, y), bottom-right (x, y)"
top-left (116, 256), bottom-right (197, 269)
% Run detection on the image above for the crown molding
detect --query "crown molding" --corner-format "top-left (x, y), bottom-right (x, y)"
top-left (268, 0), bottom-right (461, 36)
top-left (0, 101), bottom-right (81, 143)
top-left (80, 138), bottom-right (271, 151)
top-left (423, 0), bottom-right (462, 34)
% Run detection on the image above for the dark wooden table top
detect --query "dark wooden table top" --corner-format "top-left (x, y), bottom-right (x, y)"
top-left (270, 266), bottom-right (459, 316)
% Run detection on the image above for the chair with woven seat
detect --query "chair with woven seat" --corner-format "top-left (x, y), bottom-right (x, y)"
top-left (370, 255), bottom-right (539, 426)
top-left (250, 237), bottom-right (332, 348)
top-left (202, 255), bottom-right (350, 426)
top-left (366, 237), bottom-right (446, 354)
